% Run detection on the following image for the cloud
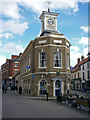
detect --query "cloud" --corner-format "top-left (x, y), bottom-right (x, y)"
top-left (37, 29), bottom-right (41, 37)
top-left (79, 37), bottom-right (88, 45)
top-left (0, 41), bottom-right (2, 47)
top-left (83, 47), bottom-right (88, 57)
top-left (3, 42), bottom-right (24, 54)
top-left (80, 26), bottom-right (88, 33)
top-left (70, 46), bottom-right (80, 52)
top-left (0, 0), bottom-right (89, 19)
top-left (0, 33), bottom-right (13, 39)
top-left (70, 51), bottom-right (82, 67)
top-left (70, 45), bottom-right (81, 66)
top-left (70, 45), bottom-right (89, 66)
top-left (0, 55), bottom-right (6, 69)
top-left (21, 0), bottom-right (89, 13)
top-left (0, 2), bottom-right (21, 19)
top-left (0, 20), bottom-right (29, 35)
top-left (20, 0), bottom-right (80, 14)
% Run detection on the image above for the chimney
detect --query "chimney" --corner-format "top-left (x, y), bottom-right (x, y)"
top-left (6, 59), bottom-right (10, 62)
top-left (77, 58), bottom-right (80, 63)
top-left (19, 53), bottom-right (22, 57)
top-left (48, 8), bottom-right (50, 12)
top-left (88, 52), bottom-right (90, 61)
top-left (81, 55), bottom-right (84, 61)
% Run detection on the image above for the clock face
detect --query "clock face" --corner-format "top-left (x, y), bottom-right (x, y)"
top-left (48, 18), bottom-right (54, 25)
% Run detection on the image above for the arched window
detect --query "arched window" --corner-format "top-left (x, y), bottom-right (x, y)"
top-left (55, 80), bottom-right (61, 96)
top-left (55, 80), bottom-right (60, 88)
top-left (40, 80), bottom-right (47, 95)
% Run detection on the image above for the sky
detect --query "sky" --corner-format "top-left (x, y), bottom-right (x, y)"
top-left (0, 0), bottom-right (89, 68)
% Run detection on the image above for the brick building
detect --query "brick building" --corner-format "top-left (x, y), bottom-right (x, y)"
top-left (71, 54), bottom-right (90, 91)
top-left (1, 53), bottom-right (22, 88)
top-left (20, 10), bottom-right (71, 97)
top-left (0, 70), bottom-right (2, 88)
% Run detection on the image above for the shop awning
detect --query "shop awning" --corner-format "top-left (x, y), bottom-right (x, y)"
top-left (51, 76), bottom-right (65, 81)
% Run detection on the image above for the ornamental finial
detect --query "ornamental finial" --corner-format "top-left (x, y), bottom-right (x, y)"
top-left (47, 1), bottom-right (51, 12)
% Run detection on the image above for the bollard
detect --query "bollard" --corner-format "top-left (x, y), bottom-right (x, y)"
top-left (47, 92), bottom-right (48, 101)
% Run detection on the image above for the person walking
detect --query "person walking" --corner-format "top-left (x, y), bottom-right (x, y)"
top-left (15, 86), bottom-right (18, 96)
top-left (2, 86), bottom-right (5, 93)
top-left (4, 86), bottom-right (7, 93)
top-left (19, 86), bottom-right (22, 94)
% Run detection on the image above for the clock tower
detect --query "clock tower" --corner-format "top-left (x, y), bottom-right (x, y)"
top-left (39, 9), bottom-right (59, 36)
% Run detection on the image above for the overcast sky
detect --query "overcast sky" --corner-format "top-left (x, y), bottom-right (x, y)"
top-left (0, 0), bottom-right (89, 68)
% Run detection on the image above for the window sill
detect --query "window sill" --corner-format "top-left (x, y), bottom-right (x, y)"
top-left (39, 67), bottom-right (47, 69)
top-left (54, 67), bottom-right (62, 69)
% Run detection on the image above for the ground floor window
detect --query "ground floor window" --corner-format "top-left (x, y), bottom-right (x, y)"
top-left (40, 80), bottom-right (47, 95)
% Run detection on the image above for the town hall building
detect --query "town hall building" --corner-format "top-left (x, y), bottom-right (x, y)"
top-left (20, 9), bottom-right (71, 97)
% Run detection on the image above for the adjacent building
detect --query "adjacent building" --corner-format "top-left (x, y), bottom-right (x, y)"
top-left (71, 54), bottom-right (90, 91)
top-left (71, 57), bottom-right (82, 90)
top-left (81, 54), bottom-right (90, 91)
top-left (1, 53), bottom-right (22, 88)
top-left (20, 10), bottom-right (71, 97)
top-left (0, 70), bottom-right (2, 88)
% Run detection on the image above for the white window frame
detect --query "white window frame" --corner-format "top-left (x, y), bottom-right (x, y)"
top-left (54, 51), bottom-right (62, 68)
top-left (39, 51), bottom-right (47, 68)
top-left (28, 54), bottom-right (30, 71)
top-left (67, 52), bottom-right (69, 69)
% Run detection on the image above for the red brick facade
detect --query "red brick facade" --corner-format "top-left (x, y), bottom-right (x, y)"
top-left (1, 53), bottom-right (22, 87)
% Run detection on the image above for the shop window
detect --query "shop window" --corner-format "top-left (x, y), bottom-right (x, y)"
top-left (78, 72), bottom-right (79, 78)
top-left (87, 71), bottom-right (89, 79)
top-left (15, 63), bottom-right (18, 68)
top-left (40, 80), bottom-right (47, 95)
top-left (83, 72), bottom-right (84, 80)
top-left (74, 73), bottom-right (76, 79)
top-left (87, 62), bottom-right (89, 68)
top-left (14, 69), bottom-right (18, 75)
top-left (83, 64), bottom-right (84, 70)
top-left (54, 51), bottom-right (62, 67)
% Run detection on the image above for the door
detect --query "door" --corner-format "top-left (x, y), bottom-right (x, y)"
top-left (55, 80), bottom-right (61, 96)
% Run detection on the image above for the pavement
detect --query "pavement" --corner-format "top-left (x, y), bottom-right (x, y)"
top-left (2, 90), bottom-right (90, 118)
top-left (71, 90), bottom-right (87, 97)
top-left (7, 89), bottom-right (87, 100)
top-left (6, 90), bottom-right (57, 100)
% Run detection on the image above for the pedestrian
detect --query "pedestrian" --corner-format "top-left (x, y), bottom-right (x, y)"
top-left (2, 85), bottom-right (5, 93)
top-left (4, 86), bottom-right (7, 93)
top-left (19, 86), bottom-right (22, 94)
top-left (15, 86), bottom-right (18, 96)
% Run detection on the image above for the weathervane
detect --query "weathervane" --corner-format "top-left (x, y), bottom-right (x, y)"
top-left (47, 1), bottom-right (51, 12)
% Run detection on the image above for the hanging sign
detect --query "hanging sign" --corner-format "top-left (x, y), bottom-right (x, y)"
top-left (32, 74), bottom-right (35, 79)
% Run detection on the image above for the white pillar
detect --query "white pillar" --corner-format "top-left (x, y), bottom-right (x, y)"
top-left (61, 82), bottom-right (64, 94)
top-left (37, 84), bottom-right (39, 96)
top-left (53, 81), bottom-right (55, 97)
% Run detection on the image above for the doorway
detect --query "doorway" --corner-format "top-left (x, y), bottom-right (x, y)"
top-left (55, 80), bottom-right (61, 96)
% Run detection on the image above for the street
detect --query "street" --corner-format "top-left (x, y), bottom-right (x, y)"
top-left (2, 90), bottom-right (89, 118)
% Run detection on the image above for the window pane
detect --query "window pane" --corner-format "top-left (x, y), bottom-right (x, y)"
top-left (39, 52), bottom-right (46, 67)
top-left (67, 54), bottom-right (69, 69)
top-left (15, 63), bottom-right (18, 67)
top-left (54, 51), bottom-right (61, 67)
